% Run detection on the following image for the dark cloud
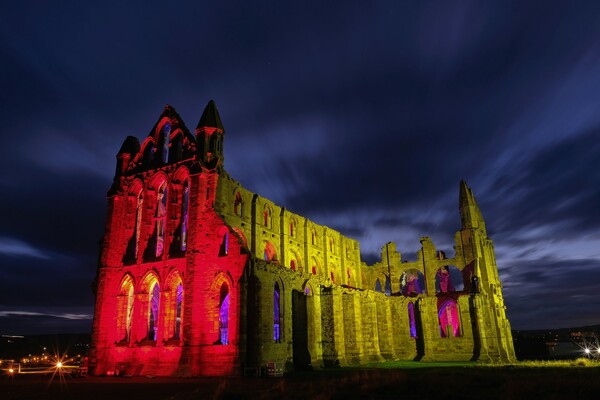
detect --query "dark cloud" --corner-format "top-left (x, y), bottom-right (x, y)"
top-left (1, 1), bottom-right (600, 333)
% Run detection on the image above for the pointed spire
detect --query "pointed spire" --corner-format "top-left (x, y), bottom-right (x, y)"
top-left (459, 180), bottom-right (486, 234)
top-left (197, 100), bottom-right (224, 131)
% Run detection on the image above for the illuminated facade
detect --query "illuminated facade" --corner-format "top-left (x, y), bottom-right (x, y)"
top-left (89, 101), bottom-right (515, 376)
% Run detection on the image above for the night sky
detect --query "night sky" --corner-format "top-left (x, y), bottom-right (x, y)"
top-left (1, 1), bottom-right (599, 334)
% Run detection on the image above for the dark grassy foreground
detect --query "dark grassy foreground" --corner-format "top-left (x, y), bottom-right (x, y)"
top-left (2, 362), bottom-right (600, 400)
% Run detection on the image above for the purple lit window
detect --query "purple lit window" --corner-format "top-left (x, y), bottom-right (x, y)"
top-left (375, 279), bottom-right (383, 293)
top-left (408, 303), bottom-right (417, 338)
top-left (174, 283), bottom-right (183, 340)
top-left (148, 282), bottom-right (160, 340)
top-left (274, 283), bottom-right (281, 342)
top-left (439, 299), bottom-right (461, 338)
top-left (161, 123), bottom-right (171, 163)
top-left (219, 285), bottom-right (229, 345)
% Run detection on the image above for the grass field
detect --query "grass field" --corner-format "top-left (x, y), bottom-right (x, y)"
top-left (2, 360), bottom-right (599, 400)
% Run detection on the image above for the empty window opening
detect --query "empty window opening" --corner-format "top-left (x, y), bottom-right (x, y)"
top-left (160, 123), bottom-right (171, 164)
top-left (400, 269), bottom-right (426, 297)
top-left (435, 265), bottom-right (464, 293)
top-left (234, 192), bottom-right (243, 216)
top-left (220, 233), bottom-right (229, 256)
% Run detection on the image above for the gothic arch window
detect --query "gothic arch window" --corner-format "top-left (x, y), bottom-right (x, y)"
top-left (311, 229), bottom-right (317, 245)
top-left (311, 266), bottom-right (317, 275)
top-left (159, 123), bottom-right (171, 164)
top-left (164, 272), bottom-right (183, 341)
top-left (181, 181), bottom-right (189, 251)
top-left (375, 279), bottom-right (383, 293)
top-left (400, 269), bottom-right (426, 297)
top-left (220, 232), bottom-right (229, 256)
top-left (233, 192), bottom-right (243, 217)
top-left (274, 282), bottom-right (281, 342)
top-left (116, 275), bottom-right (134, 343)
top-left (330, 271), bottom-right (335, 283)
top-left (435, 265), bottom-right (464, 293)
top-left (173, 283), bottom-right (183, 340)
top-left (132, 189), bottom-right (143, 259)
top-left (147, 281), bottom-right (160, 341)
top-left (263, 206), bottom-right (272, 228)
top-left (438, 299), bottom-right (461, 338)
top-left (263, 241), bottom-right (277, 262)
top-left (289, 218), bottom-right (297, 238)
top-left (346, 268), bottom-right (352, 286)
top-left (408, 302), bottom-right (417, 338)
top-left (218, 283), bottom-right (230, 345)
top-left (155, 181), bottom-right (168, 257)
top-left (385, 276), bottom-right (391, 296)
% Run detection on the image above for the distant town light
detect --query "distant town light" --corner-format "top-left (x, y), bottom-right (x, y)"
top-left (8, 368), bottom-right (14, 374)
top-left (56, 361), bottom-right (63, 368)
top-left (584, 348), bottom-right (590, 354)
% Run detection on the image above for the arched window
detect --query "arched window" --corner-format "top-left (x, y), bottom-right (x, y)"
top-left (263, 207), bottom-right (272, 228)
top-left (290, 259), bottom-right (296, 271)
top-left (133, 190), bottom-right (143, 258)
top-left (311, 229), bottom-right (316, 245)
top-left (330, 271), bottom-right (335, 283)
top-left (116, 276), bottom-right (134, 343)
top-left (385, 276), bottom-right (391, 296)
top-left (234, 192), bottom-right (243, 216)
top-left (174, 283), bottom-right (183, 340)
top-left (156, 182), bottom-right (168, 257)
top-left (263, 241), bottom-right (277, 262)
top-left (400, 269), bottom-right (426, 297)
top-left (218, 284), bottom-right (229, 345)
top-left (439, 299), bottom-right (461, 338)
top-left (274, 282), bottom-right (281, 342)
top-left (160, 123), bottom-right (171, 164)
top-left (435, 265), bottom-right (464, 293)
top-left (181, 181), bottom-right (189, 251)
top-left (289, 219), bottom-right (297, 238)
top-left (147, 282), bottom-right (160, 341)
top-left (375, 279), bottom-right (383, 293)
top-left (347, 268), bottom-right (352, 286)
top-left (408, 302), bottom-right (417, 338)
top-left (311, 266), bottom-right (317, 275)
top-left (220, 233), bottom-right (229, 256)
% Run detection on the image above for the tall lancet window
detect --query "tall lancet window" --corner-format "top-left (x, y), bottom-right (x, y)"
top-left (274, 282), bottom-right (281, 342)
top-left (161, 123), bottom-right (171, 163)
top-left (218, 284), bottom-right (230, 345)
top-left (181, 181), bottom-right (189, 251)
top-left (148, 282), bottom-right (160, 341)
top-left (174, 283), bottom-right (183, 340)
top-left (117, 276), bottom-right (134, 343)
top-left (156, 182), bottom-right (168, 257)
top-left (134, 191), bottom-right (143, 258)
